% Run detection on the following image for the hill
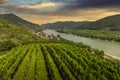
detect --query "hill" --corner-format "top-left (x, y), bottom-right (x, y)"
top-left (0, 14), bottom-right (120, 80)
top-left (0, 13), bottom-right (42, 31)
top-left (42, 21), bottom-right (89, 30)
top-left (0, 43), bottom-right (120, 80)
top-left (0, 18), bottom-right (40, 51)
top-left (42, 14), bottom-right (120, 31)
top-left (55, 14), bottom-right (120, 41)
top-left (78, 14), bottom-right (120, 31)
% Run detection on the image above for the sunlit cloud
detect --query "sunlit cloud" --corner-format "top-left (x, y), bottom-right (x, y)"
top-left (19, 2), bottom-right (56, 9)
top-left (20, 8), bottom-right (120, 24)
top-left (0, 0), bottom-right (120, 24)
top-left (0, 0), bottom-right (8, 3)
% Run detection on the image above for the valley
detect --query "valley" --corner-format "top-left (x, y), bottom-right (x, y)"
top-left (1, 0), bottom-right (120, 79)
top-left (0, 13), bottom-right (120, 80)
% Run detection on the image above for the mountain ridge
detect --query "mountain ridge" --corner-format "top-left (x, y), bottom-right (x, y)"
top-left (0, 13), bottom-right (42, 31)
top-left (41, 21), bottom-right (90, 30)
top-left (79, 14), bottom-right (120, 30)
top-left (42, 14), bottom-right (120, 31)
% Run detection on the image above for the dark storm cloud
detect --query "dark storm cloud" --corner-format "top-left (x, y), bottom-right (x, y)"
top-left (1, 0), bottom-right (120, 16)
top-left (36, 0), bottom-right (120, 13)
top-left (0, 0), bottom-right (8, 4)
top-left (52, 0), bottom-right (120, 10)
top-left (75, 0), bottom-right (120, 8)
top-left (41, 0), bottom-right (120, 16)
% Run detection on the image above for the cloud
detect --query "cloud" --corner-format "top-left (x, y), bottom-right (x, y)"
top-left (0, 0), bottom-right (8, 4)
top-left (49, 0), bottom-right (120, 11)
top-left (19, 2), bottom-right (56, 9)
top-left (19, 8), bottom-right (120, 24)
top-left (0, 1), bottom-right (65, 15)
top-left (1, 0), bottom-right (120, 15)
top-left (0, 0), bottom-right (120, 24)
top-left (74, 0), bottom-right (120, 8)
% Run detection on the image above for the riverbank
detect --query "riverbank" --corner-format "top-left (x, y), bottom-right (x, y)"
top-left (43, 29), bottom-right (120, 61)
top-left (105, 53), bottom-right (120, 61)
top-left (57, 29), bottom-right (120, 42)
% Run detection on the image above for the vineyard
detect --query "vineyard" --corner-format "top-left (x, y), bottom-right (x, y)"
top-left (0, 43), bottom-right (120, 80)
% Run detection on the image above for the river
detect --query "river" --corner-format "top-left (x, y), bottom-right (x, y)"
top-left (43, 29), bottom-right (120, 59)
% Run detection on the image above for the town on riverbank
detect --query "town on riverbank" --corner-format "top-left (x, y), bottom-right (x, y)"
top-left (32, 31), bottom-right (61, 40)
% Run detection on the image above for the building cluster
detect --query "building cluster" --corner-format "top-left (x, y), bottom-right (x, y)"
top-left (32, 32), bottom-right (60, 40)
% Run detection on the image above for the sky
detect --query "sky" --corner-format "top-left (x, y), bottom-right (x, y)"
top-left (0, 0), bottom-right (120, 24)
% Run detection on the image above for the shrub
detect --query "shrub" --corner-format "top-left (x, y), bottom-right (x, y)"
top-left (0, 40), bottom-right (16, 51)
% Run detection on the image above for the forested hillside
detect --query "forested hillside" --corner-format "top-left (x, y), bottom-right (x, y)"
top-left (0, 18), bottom-right (40, 51)
top-left (43, 14), bottom-right (120, 31)
top-left (58, 29), bottom-right (120, 42)
top-left (0, 13), bottom-right (42, 31)
top-left (77, 14), bottom-right (120, 31)
top-left (48, 14), bottom-right (120, 41)
top-left (42, 21), bottom-right (89, 30)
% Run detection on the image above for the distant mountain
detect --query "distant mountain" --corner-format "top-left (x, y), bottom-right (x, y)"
top-left (42, 21), bottom-right (90, 30)
top-left (0, 13), bottom-right (42, 31)
top-left (42, 14), bottom-right (120, 31)
top-left (78, 14), bottom-right (120, 31)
